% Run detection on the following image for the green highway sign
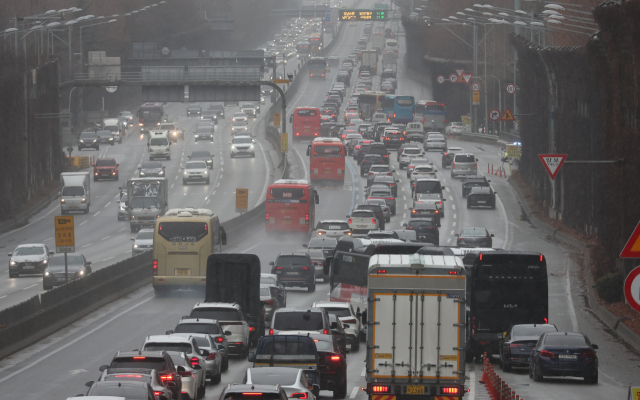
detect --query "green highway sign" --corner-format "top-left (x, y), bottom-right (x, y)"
top-left (374, 4), bottom-right (389, 9)
top-left (339, 9), bottom-right (387, 21)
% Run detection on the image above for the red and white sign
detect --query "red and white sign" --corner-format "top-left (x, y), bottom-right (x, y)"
top-left (624, 266), bottom-right (640, 312)
top-left (455, 69), bottom-right (464, 78)
top-left (449, 74), bottom-right (458, 83)
top-left (472, 83), bottom-right (480, 91)
top-left (538, 154), bottom-right (567, 180)
top-left (506, 83), bottom-right (517, 94)
top-left (620, 222), bottom-right (640, 258)
top-left (461, 73), bottom-right (473, 84)
top-left (488, 109), bottom-right (501, 121)
top-left (437, 75), bottom-right (445, 84)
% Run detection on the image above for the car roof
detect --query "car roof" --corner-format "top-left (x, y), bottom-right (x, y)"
top-left (275, 307), bottom-right (323, 313)
top-left (318, 219), bottom-right (349, 223)
top-left (191, 151), bottom-right (212, 156)
top-left (114, 351), bottom-right (168, 359)
top-left (314, 301), bottom-right (349, 308)
top-left (413, 202), bottom-right (437, 210)
top-left (193, 302), bottom-right (241, 309)
top-left (145, 335), bottom-right (192, 343)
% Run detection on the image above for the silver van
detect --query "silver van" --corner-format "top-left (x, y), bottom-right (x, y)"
top-left (451, 153), bottom-right (478, 178)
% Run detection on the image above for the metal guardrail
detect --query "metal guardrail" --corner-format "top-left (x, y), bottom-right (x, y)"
top-left (0, 185), bottom-right (61, 235)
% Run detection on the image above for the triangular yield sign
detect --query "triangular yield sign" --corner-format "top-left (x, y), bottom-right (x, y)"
top-left (500, 107), bottom-right (515, 121)
top-left (462, 73), bottom-right (473, 84)
top-left (620, 221), bottom-right (640, 258)
top-left (538, 154), bottom-right (567, 180)
top-left (455, 69), bottom-right (464, 77)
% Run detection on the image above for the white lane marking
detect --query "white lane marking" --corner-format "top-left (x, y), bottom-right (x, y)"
top-left (453, 214), bottom-right (457, 219)
top-left (452, 222), bottom-right (456, 227)
top-left (0, 295), bottom-right (6, 299)
top-left (451, 204), bottom-right (456, 210)
top-left (23, 283), bottom-right (38, 290)
top-left (81, 243), bottom-right (92, 248)
top-left (103, 257), bottom-right (114, 262)
top-left (350, 387), bottom-right (359, 399)
top-left (212, 191), bottom-right (216, 195)
top-left (44, 237), bottom-right (53, 241)
top-left (469, 368), bottom-right (476, 400)
top-left (565, 261), bottom-right (579, 331)
top-left (174, 175), bottom-right (178, 180)
top-left (402, 195), bottom-right (406, 200)
top-left (447, 238), bottom-right (451, 243)
top-left (93, 211), bottom-right (101, 216)
top-left (445, 187), bottom-right (450, 192)
top-left (118, 228), bottom-right (127, 232)
top-left (170, 183), bottom-right (174, 189)
top-left (361, 367), bottom-right (366, 377)
top-left (102, 236), bottom-right (110, 240)
top-left (450, 231), bottom-right (454, 235)
top-left (216, 182), bottom-right (220, 187)
top-left (401, 187), bottom-right (405, 192)
top-left (104, 202), bottom-right (111, 208)
top-left (0, 296), bottom-right (154, 384)
top-left (403, 204), bottom-right (407, 210)
top-left (241, 243), bottom-right (261, 254)
top-left (205, 199), bottom-right (211, 205)
top-left (123, 250), bottom-right (130, 255)
top-left (497, 194), bottom-right (511, 250)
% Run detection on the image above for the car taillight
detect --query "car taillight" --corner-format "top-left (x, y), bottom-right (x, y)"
top-left (452, 162), bottom-right (455, 169)
top-left (393, 113), bottom-right (396, 117)
top-left (372, 218), bottom-right (376, 224)
top-left (348, 218), bottom-right (352, 224)
top-left (540, 350), bottom-right (555, 358)
top-left (372, 386), bottom-right (390, 393)
top-left (190, 357), bottom-right (199, 367)
top-left (441, 387), bottom-right (459, 395)
top-left (269, 329), bottom-right (274, 335)
top-left (152, 260), bottom-right (158, 276)
top-left (580, 350), bottom-right (595, 359)
top-left (305, 214), bottom-right (309, 223)
top-left (160, 375), bottom-right (172, 381)
top-left (206, 352), bottom-right (217, 360)
top-left (215, 337), bottom-right (224, 343)
top-left (242, 394), bottom-right (264, 396)
top-left (330, 355), bottom-right (341, 361)
top-left (249, 326), bottom-right (256, 332)
top-left (266, 213), bottom-right (269, 221)
top-left (291, 393), bottom-right (308, 399)
top-left (154, 391), bottom-right (163, 396)
top-left (179, 371), bottom-right (193, 378)
top-left (302, 266), bottom-right (308, 270)
top-left (343, 318), bottom-right (357, 324)
top-left (474, 162), bottom-right (477, 169)
top-left (318, 230), bottom-right (326, 235)
top-left (324, 329), bottom-right (328, 335)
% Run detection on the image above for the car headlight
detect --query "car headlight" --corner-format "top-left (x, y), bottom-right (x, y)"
top-left (184, 171), bottom-right (189, 177)
top-left (250, 145), bottom-right (255, 149)
top-left (10, 261), bottom-right (17, 266)
top-left (140, 172), bottom-right (145, 176)
top-left (41, 259), bottom-right (48, 265)
top-left (159, 171), bottom-right (164, 176)
top-left (78, 270), bottom-right (84, 276)
top-left (133, 244), bottom-right (139, 248)
top-left (203, 170), bottom-right (209, 176)
top-left (44, 271), bottom-right (50, 276)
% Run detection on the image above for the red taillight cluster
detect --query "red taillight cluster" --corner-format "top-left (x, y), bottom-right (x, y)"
top-left (269, 329), bottom-right (274, 335)
top-left (441, 387), bottom-right (459, 395)
top-left (265, 213), bottom-right (270, 221)
top-left (330, 355), bottom-right (341, 361)
top-left (206, 352), bottom-right (217, 360)
top-left (152, 260), bottom-right (158, 276)
top-left (372, 386), bottom-right (390, 393)
top-left (291, 393), bottom-right (308, 399)
top-left (372, 218), bottom-right (377, 224)
top-left (540, 350), bottom-right (555, 358)
top-left (189, 357), bottom-right (200, 367)
top-left (348, 218), bottom-right (353, 224)
top-left (580, 350), bottom-right (596, 359)
top-left (160, 375), bottom-right (173, 381)
top-left (215, 337), bottom-right (224, 343)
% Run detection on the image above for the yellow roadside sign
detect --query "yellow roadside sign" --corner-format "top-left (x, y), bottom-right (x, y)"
top-left (281, 133), bottom-right (288, 153)
top-left (273, 79), bottom-right (290, 84)
top-left (461, 115), bottom-right (470, 126)
top-left (54, 215), bottom-right (75, 253)
top-left (472, 91), bottom-right (480, 105)
top-left (235, 189), bottom-right (248, 212)
top-left (274, 113), bottom-right (281, 126)
top-left (506, 144), bottom-right (522, 159)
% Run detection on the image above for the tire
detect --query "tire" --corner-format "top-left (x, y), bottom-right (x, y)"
top-left (9, 272), bottom-right (18, 278)
top-left (130, 226), bottom-right (137, 233)
top-left (222, 356), bottom-right (229, 372)
top-left (385, 217), bottom-right (390, 223)
top-left (154, 286), bottom-right (169, 297)
top-left (585, 371), bottom-right (598, 384)
top-left (84, 207), bottom-right (90, 214)
top-left (197, 378), bottom-right (206, 399)
top-left (491, 201), bottom-right (496, 210)
top-left (212, 370), bottom-right (222, 384)
top-left (206, 178), bottom-right (210, 184)
top-left (333, 378), bottom-right (347, 399)
top-left (352, 340), bottom-right (359, 352)
top-left (43, 284), bottom-right (52, 290)
top-left (308, 282), bottom-right (316, 292)
top-left (252, 153), bottom-right (256, 158)
top-left (195, 139), bottom-right (198, 143)
top-left (467, 202), bottom-right (471, 209)
top-left (94, 177), bottom-right (97, 182)
top-left (111, 142), bottom-right (114, 146)
top-left (183, 180), bottom-right (188, 185)
top-left (323, 276), bottom-right (329, 283)
top-left (167, 156), bottom-right (171, 160)
top-left (114, 174), bottom-right (119, 181)
top-left (230, 153), bottom-right (234, 158)
top-left (532, 361), bottom-right (544, 382)
top-left (118, 215), bottom-right (123, 221)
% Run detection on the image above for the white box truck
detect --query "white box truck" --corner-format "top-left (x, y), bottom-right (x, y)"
top-left (60, 171), bottom-right (91, 215)
top-left (360, 50), bottom-right (378, 75)
top-left (365, 254), bottom-right (466, 400)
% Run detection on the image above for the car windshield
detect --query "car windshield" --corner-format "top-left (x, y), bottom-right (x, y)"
top-left (232, 120), bottom-right (247, 126)
top-left (149, 138), bottom-right (168, 146)
top-left (62, 187), bottom-right (85, 196)
top-left (512, 326), bottom-right (557, 337)
top-left (130, 197), bottom-right (160, 210)
top-left (317, 222), bottom-right (349, 230)
top-left (190, 308), bottom-right (241, 321)
top-left (49, 254), bottom-right (83, 266)
top-left (196, 126), bottom-right (213, 133)
top-left (404, 149), bottom-right (421, 155)
top-left (142, 162), bottom-right (162, 169)
top-left (370, 191), bottom-right (390, 197)
top-left (427, 134), bottom-right (445, 140)
top-left (103, 126), bottom-right (118, 132)
top-left (174, 323), bottom-right (220, 335)
top-left (276, 256), bottom-right (309, 265)
top-left (233, 137), bottom-right (253, 144)
top-left (273, 312), bottom-right (324, 331)
top-left (97, 131), bottom-right (111, 137)
top-left (370, 166), bottom-right (389, 172)
top-left (544, 335), bottom-right (588, 347)
top-left (261, 276), bottom-right (278, 285)
top-left (110, 357), bottom-right (167, 371)
top-left (308, 238), bottom-right (337, 248)
top-left (14, 246), bottom-right (45, 256)
top-left (461, 228), bottom-right (487, 237)
top-left (415, 167), bottom-right (435, 173)
top-left (186, 161), bottom-right (207, 170)
top-left (249, 369), bottom-right (298, 385)
top-left (321, 307), bottom-right (351, 317)
top-left (144, 342), bottom-right (192, 353)
top-left (409, 220), bottom-right (434, 228)
top-left (312, 339), bottom-right (333, 351)
top-left (136, 231), bottom-right (154, 240)
top-left (80, 132), bottom-right (97, 138)
top-left (160, 124), bottom-right (176, 130)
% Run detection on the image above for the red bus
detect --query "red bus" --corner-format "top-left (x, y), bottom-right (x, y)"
top-left (307, 138), bottom-right (345, 183)
top-left (266, 179), bottom-right (320, 233)
top-left (292, 107), bottom-right (321, 141)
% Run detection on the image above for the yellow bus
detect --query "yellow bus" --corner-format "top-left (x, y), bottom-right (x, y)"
top-left (152, 208), bottom-right (227, 295)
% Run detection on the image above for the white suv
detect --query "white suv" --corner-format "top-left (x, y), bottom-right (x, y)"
top-left (141, 335), bottom-right (207, 389)
top-left (148, 133), bottom-right (171, 161)
top-left (347, 209), bottom-right (379, 237)
top-left (312, 301), bottom-right (362, 351)
top-left (314, 220), bottom-right (352, 238)
top-left (189, 302), bottom-right (250, 357)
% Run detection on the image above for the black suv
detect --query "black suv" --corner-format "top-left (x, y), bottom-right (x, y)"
top-left (410, 202), bottom-right (441, 226)
top-left (467, 186), bottom-right (497, 209)
top-left (404, 217), bottom-right (439, 245)
top-left (355, 204), bottom-right (386, 230)
top-left (371, 175), bottom-right (398, 197)
top-left (186, 105), bottom-right (201, 116)
top-left (462, 176), bottom-right (491, 197)
top-left (360, 154), bottom-right (385, 176)
top-left (100, 351), bottom-right (181, 400)
top-left (78, 131), bottom-right (99, 150)
top-left (366, 143), bottom-right (390, 164)
top-left (270, 253), bottom-right (315, 292)
top-left (208, 104), bottom-right (225, 119)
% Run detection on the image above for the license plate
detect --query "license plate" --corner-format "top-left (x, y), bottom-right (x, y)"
top-left (357, 225), bottom-right (366, 228)
top-left (459, 168), bottom-right (468, 171)
top-left (287, 272), bottom-right (299, 275)
top-left (325, 169), bottom-right (331, 173)
top-left (175, 269), bottom-right (191, 276)
top-left (407, 385), bottom-right (425, 395)
top-left (329, 226), bottom-right (341, 230)
top-left (23, 266), bottom-right (35, 270)
top-left (559, 354), bottom-right (577, 359)
top-left (70, 205), bottom-right (78, 208)
top-left (283, 220), bottom-right (291, 224)
top-left (477, 201), bottom-right (486, 203)
top-left (304, 126), bottom-right (310, 129)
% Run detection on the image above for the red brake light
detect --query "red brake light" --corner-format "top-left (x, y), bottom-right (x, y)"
top-left (266, 213), bottom-right (269, 221)
top-left (189, 357), bottom-right (199, 367)
top-left (215, 337), bottom-right (224, 343)
top-left (449, 271), bottom-right (458, 275)
top-left (206, 352), bottom-right (217, 360)
top-left (348, 218), bottom-right (352, 224)
top-left (442, 387), bottom-right (459, 395)
top-left (372, 218), bottom-right (376, 224)
top-left (249, 326), bottom-right (256, 331)
top-left (269, 329), bottom-right (274, 335)
top-left (330, 355), bottom-right (341, 361)
top-left (479, 253), bottom-right (482, 261)
top-left (242, 394), bottom-right (264, 396)
top-left (265, 299), bottom-right (274, 306)
top-left (115, 374), bottom-right (142, 378)
top-left (160, 375), bottom-right (172, 381)
top-left (291, 393), bottom-right (308, 399)
top-left (540, 350), bottom-right (555, 358)
top-left (544, 317), bottom-right (548, 323)
top-left (133, 356), bottom-right (146, 360)
top-left (302, 266), bottom-right (308, 270)
top-left (305, 214), bottom-right (309, 222)
top-left (324, 329), bottom-right (328, 335)
top-left (152, 260), bottom-right (158, 276)
top-left (155, 392), bottom-right (163, 396)
top-left (541, 254), bottom-right (544, 262)
top-left (377, 269), bottom-right (386, 274)
top-left (580, 350), bottom-right (595, 359)
top-left (372, 386), bottom-right (390, 393)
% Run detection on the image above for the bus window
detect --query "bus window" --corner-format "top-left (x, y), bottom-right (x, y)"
top-left (391, 96), bottom-right (415, 124)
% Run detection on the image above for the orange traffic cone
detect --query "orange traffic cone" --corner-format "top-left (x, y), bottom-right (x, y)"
top-left (479, 352), bottom-right (488, 384)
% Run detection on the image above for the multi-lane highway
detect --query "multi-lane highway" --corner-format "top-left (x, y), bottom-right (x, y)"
top-left (0, 4), bottom-right (638, 400)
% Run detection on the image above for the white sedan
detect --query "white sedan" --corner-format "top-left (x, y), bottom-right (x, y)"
top-left (245, 367), bottom-right (317, 400)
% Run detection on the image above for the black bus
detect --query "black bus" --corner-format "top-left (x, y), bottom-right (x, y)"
top-left (137, 103), bottom-right (164, 132)
top-left (466, 251), bottom-right (548, 360)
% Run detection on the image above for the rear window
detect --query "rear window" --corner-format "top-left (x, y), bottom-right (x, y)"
top-left (409, 219), bottom-right (435, 228)
top-left (249, 369), bottom-right (299, 385)
top-left (89, 386), bottom-right (149, 398)
top-left (270, 188), bottom-right (306, 200)
top-left (415, 181), bottom-right (441, 193)
top-left (158, 222), bottom-right (208, 242)
top-left (455, 154), bottom-right (476, 162)
top-left (81, 132), bottom-right (97, 138)
top-left (143, 342), bottom-right (192, 353)
top-left (312, 146), bottom-right (343, 155)
top-left (174, 323), bottom-right (220, 335)
top-left (224, 394), bottom-right (282, 400)
top-left (426, 104), bottom-right (445, 112)
top-left (404, 149), bottom-right (421, 155)
top-left (273, 311), bottom-right (324, 331)
top-left (351, 211), bottom-right (374, 218)
top-left (297, 109), bottom-right (318, 117)
top-left (190, 308), bottom-right (242, 321)
top-left (396, 98), bottom-right (414, 106)
top-left (512, 325), bottom-right (557, 337)
top-left (544, 335), bottom-right (588, 347)
top-left (110, 357), bottom-right (167, 371)
top-left (320, 307), bottom-right (351, 317)
top-left (317, 222), bottom-right (349, 230)
top-left (461, 228), bottom-right (487, 237)
top-left (150, 138), bottom-right (168, 146)
top-left (276, 255), bottom-right (310, 265)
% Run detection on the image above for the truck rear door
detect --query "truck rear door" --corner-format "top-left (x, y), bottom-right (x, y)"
top-left (371, 290), bottom-right (462, 381)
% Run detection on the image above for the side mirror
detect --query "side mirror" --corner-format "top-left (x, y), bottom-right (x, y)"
top-left (166, 330), bottom-right (174, 335)
top-left (476, 158), bottom-right (479, 161)
top-left (99, 365), bottom-right (109, 372)
top-left (343, 323), bottom-right (350, 329)
top-left (302, 244), bottom-right (308, 248)
top-left (225, 330), bottom-right (232, 336)
top-left (269, 261), bottom-right (275, 266)
top-left (130, 238), bottom-right (135, 241)
top-left (86, 262), bottom-right (91, 267)
top-left (85, 381), bottom-right (94, 388)
top-left (494, 192), bottom-right (497, 195)
top-left (330, 322), bottom-right (338, 329)
top-left (248, 352), bottom-right (256, 362)
top-left (592, 344), bottom-right (598, 349)
top-left (402, 223), bottom-right (407, 227)
top-left (166, 381), bottom-right (176, 388)
top-left (455, 234), bottom-right (459, 237)
top-left (490, 234), bottom-right (495, 237)
top-left (49, 251), bottom-right (54, 255)
top-left (220, 226), bottom-right (227, 245)
top-left (116, 164), bottom-right (119, 167)
top-left (441, 186), bottom-right (445, 190)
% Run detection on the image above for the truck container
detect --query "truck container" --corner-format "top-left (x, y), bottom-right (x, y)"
top-left (125, 177), bottom-right (168, 232)
top-left (360, 50), bottom-right (378, 75)
top-left (372, 33), bottom-right (385, 53)
top-left (205, 253), bottom-right (266, 345)
top-left (365, 254), bottom-right (466, 400)
top-left (60, 171), bottom-right (91, 214)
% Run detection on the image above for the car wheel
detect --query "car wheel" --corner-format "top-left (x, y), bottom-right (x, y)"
top-left (130, 226), bottom-right (137, 233)
top-left (9, 272), bottom-right (18, 278)
top-left (385, 217), bottom-right (390, 222)
top-left (467, 202), bottom-right (471, 209)
top-left (183, 180), bottom-right (188, 185)
top-left (532, 360), bottom-right (544, 382)
top-left (84, 207), bottom-right (89, 214)
top-left (93, 177), bottom-right (97, 182)
top-left (118, 215), bottom-right (123, 221)
top-left (352, 340), bottom-right (360, 352)
top-left (154, 286), bottom-right (169, 297)
top-left (114, 174), bottom-right (119, 181)
top-left (197, 379), bottom-right (206, 399)
top-left (333, 378), bottom-right (347, 399)
top-left (195, 139), bottom-right (198, 143)
top-left (212, 369), bottom-right (222, 384)
top-left (206, 178), bottom-right (210, 184)
top-left (308, 282), bottom-right (316, 292)
top-left (167, 156), bottom-right (171, 160)
top-left (323, 276), bottom-right (329, 283)
top-left (585, 371), bottom-right (598, 384)
top-left (43, 284), bottom-right (52, 290)
top-left (252, 153), bottom-right (256, 158)
top-left (222, 356), bottom-right (229, 372)
top-left (491, 201), bottom-right (496, 209)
